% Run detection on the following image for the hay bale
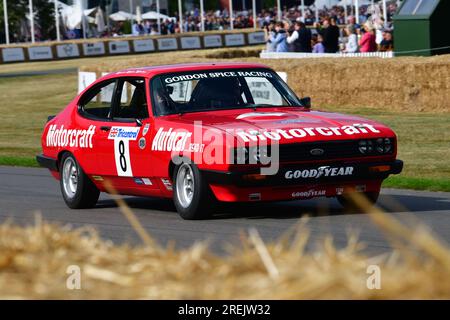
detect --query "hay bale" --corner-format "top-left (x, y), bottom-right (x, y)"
top-left (1, 206), bottom-right (450, 299)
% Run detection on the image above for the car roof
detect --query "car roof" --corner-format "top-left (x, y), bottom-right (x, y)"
top-left (107, 62), bottom-right (272, 78)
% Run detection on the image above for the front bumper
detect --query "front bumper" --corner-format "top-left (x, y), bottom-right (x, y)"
top-left (36, 154), bottom-right (58, 171)
top-left (202, 160), bottom-right (403, 202)
top-left (202, 160), bottom-right (403, 187)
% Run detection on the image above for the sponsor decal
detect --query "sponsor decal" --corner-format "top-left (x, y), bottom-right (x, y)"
top-left (139, 137), bottom-right (146, 149)
top-left (151, 127), bottom-right (205, 152)
top-left (143, 123), bottom-right (150, 136)
top-left (249, 193), bottom-right (261, 201)
top-left (161, 178), bottom-right (173, 190)
top-left (292, 189), bottom-right (326, 198)
top-left (108, 127), bottom-right (140, 140)
top-left (142, 178), bottom-right (152, 186)
top-left (236, 112), bottom-right (286, 120)
top-left (163, 71), bottom-right (273, 84)
top-left (134, 177), bottom-right (152, 186)
top-left (236, 123), bottom-right (380, 143)
top-left (285, 166), bottom-right (354, 179)
top-left (46, 125), bottom-right (95, 148)
top-left (336, 187), bottom-right (344, 195)
top-left (152, 127), bottom-right (192, 152)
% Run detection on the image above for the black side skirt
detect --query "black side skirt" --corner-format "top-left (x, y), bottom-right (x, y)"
top-left (36, 154), bottom-right (58, 171)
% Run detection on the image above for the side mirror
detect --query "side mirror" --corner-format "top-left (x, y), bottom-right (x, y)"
top-left (300, 97), bottom-right (311, 109)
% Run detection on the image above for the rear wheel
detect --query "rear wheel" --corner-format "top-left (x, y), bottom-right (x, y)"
top-left (60, 153), bottom-right (100, 209)
top-left (173, 162), bottom-right (214, 220)
top-left (337, 191), bottom-right (380, 212)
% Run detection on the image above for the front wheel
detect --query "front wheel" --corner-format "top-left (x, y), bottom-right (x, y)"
top-left (173, 162), bottom-right (215, 220)
top-left (337, 191), bottom-right (380, 212)
top-left (60, 153), bottom-right (100, 209)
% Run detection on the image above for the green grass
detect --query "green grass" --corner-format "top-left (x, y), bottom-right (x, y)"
top-left (0, 156), bottom-right (39, 167)
top-left (0, 66), bottom-right (448, 192)
top-left (383, 176), bottom-right (450, 193)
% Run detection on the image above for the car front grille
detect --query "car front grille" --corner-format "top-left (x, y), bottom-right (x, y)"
top-left (277, 140), bottom-right (385, 162)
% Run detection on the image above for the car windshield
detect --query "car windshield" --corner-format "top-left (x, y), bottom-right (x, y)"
top-left (150, 68), bottom-right (302, 116)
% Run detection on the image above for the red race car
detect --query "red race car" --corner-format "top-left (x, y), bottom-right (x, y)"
top-left (37, 62), bottom-right (403, 219)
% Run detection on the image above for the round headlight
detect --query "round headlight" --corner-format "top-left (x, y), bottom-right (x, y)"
top-left (359, 140), bottom-right (373, 154)
top-left (376, 138), bottom-right (392, 154)
top-left (384, 138), bottom-right (392, 153)
top-left (376, 138), bottom-right (385, 153)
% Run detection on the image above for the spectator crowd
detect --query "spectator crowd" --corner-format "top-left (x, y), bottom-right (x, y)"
top-left (116, 2), bottom-right (397, 54)
top-left (262, 3), bottom-right (397, 54)
top-left (3, 0), bottom-right (397, 54)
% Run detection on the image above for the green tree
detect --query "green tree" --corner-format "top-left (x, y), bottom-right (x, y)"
top-left (0, 0), bottom-right (55, 42)
top-left (0, 0), bottom-right (28, 42)
top-left (34, 0), bottom-right (55, 40)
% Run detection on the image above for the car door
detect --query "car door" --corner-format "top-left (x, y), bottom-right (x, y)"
top-left (94, 77), bottom-right (159, 194)
top-left (76, 78), bottom-right (117, 176)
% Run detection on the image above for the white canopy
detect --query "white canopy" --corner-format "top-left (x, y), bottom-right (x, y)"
top-left (109, 11), bottom-right (137, 22)
top-left (59, 0), bottom-right (100, 29)
top-left (141, 11), bottom-right (170, 21)
top-left (314, 0), bottom-right (374, 9)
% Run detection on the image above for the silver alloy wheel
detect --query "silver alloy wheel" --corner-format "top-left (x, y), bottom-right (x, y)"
top-left (176, 163), bottom-right (195, 208)
top-left (62, 157), bottom-right (78, 199)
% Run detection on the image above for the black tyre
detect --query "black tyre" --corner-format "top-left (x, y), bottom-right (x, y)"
top-left (59, 153), bottom-right (100, 209)
top-left (173, 161), bottom-right (215, 220)
top-left (337, 191), bottom-right (380, 212)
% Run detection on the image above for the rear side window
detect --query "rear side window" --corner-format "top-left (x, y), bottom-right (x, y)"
top-left (79, 80), bottom-right (116, 120)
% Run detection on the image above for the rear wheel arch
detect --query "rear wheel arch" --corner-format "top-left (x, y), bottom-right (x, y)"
top-left (57, 150), bottom-right (72, 173)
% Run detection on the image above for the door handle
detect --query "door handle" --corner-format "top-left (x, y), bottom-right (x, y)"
top-left (100, 126), bottom-right (111, 131)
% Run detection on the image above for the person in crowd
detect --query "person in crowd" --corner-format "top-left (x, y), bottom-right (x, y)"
top-left (379, 30), bottom-right (394, 52)
top-left (320, 18), bottom-right (340, 53)
top-left (132, 22), bottom-right (140, 36)
top-left (269, 22), bottom-right (289, 52)
top-left (343, 24), bottom-right (358, 53)
top-left (359, 22), bottom-right (377, 52)
top-left (264, 21), bottom-right (277, 52)
top-left (346, 15), bottom-right (360, 30)
top-left (287, 21), bottom-right (312, 53)
top-left (312, 34), bottom-right (325, 53)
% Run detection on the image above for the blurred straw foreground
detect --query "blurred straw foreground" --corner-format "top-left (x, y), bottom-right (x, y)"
top-left (0, 192), bottom-right (449, 299)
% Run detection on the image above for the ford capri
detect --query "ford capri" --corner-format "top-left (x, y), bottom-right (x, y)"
top-left (37, 63), bottom-right (403, 219)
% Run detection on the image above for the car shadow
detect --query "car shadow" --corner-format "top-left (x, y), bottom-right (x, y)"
top-left (95, 192), bottom-right (450, 220)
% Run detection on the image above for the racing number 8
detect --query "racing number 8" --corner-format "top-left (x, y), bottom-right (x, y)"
top-left (118, 140), bottom-right (127, 172)
top-left (114, 139), bottom-right (133, 177)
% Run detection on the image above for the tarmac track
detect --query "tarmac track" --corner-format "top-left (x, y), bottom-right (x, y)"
top-left (1, 166), bottom-right (450, 255)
